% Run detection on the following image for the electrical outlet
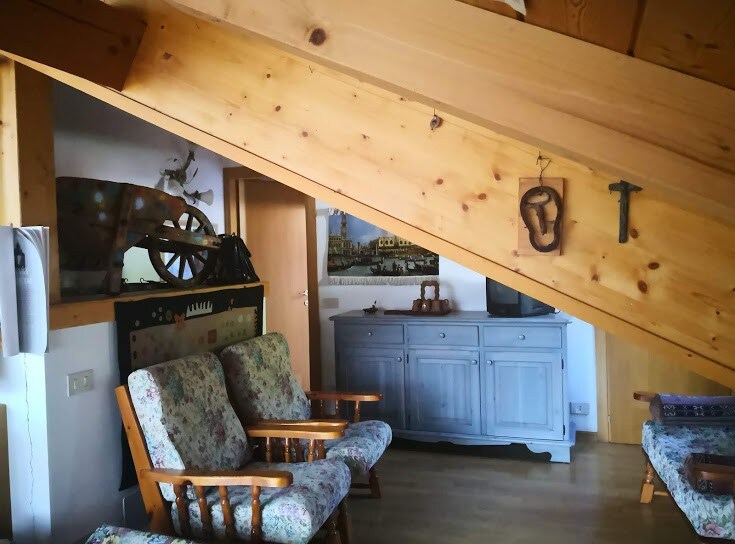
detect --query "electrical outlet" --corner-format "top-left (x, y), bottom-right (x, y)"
top-left (67, 369), bottom-right (94, 396)
top-left (570, 402), bottom-right (589, 415)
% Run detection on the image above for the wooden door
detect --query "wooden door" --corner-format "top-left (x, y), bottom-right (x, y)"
top-left (408, 349), bottom-right (481, 434)
top-left (337, 346), bottom-right (406, 429)
top-left (484, 351), bottom-right (564, 440)
top-left (600, 331), bottom-right (730, 444)
top-left (240, 177), bottom-right (315, 390)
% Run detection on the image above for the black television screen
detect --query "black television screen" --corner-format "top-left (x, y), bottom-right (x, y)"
top-left (486, 278), bottom-right (554, 317)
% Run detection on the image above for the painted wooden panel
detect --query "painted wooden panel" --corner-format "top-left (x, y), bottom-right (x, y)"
top-left (603, 331), bottom-right (731, 445)
top-left (484, 325), bottom-right (562, 349)
top-left (407, 325), bottom-right (479, 347)
top-left (524, 0), bottom-right (642, 54)
top-left (634, 0), bottom-right (735, 91)
top-left (337, 323), bottom-right (404, 345)
top-left (337, 346), bottom-right (406, 429)
top-left (409, 349), bottom-right (481, 434)
top-left (485, 351), bottom-right (563, 440)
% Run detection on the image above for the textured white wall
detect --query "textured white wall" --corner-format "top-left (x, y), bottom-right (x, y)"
top-left (315, 202), bottom-right (598, 432)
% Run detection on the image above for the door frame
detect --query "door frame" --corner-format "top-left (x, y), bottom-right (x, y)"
top-left (223, 166), bottom-right (322, 389)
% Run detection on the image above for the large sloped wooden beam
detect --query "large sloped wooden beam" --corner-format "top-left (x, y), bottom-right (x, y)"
top-left (0, 0), bottom-right (146, 90)
top-left (4, 0), bottom-right (734, 388)
top-left (170, 0), bottom-right (735, 226)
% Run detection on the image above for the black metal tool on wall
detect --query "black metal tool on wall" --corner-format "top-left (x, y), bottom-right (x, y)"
top-left (608, 180), bottom-right (642, 243)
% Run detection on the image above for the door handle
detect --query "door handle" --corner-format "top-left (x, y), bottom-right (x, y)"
top-left (299, 290), bottom-right (309, 296)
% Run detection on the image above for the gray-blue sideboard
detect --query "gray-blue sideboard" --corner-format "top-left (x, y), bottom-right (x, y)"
top-left (331, 311), bottom-right (575, 462)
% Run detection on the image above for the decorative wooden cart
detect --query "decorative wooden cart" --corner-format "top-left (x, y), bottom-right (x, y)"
top-left (57, 177), bottom-right (221, 294)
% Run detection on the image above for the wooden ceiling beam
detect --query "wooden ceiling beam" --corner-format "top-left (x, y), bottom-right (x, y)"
top-left (170, 0), bottom-right (735, 226)
top-left (0, 0), bottom-right (146, 90)
top-left (4, 0), bottom-right (734, 387)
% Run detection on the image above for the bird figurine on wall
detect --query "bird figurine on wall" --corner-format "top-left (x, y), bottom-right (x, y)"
top-left (155, 149), bottom-right (214, 206)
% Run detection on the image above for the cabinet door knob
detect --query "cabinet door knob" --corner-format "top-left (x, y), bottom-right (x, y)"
top-left (397, 356), bottom-right (403, 362)
top-left (487, 360), bottom-right (493, 365)
top-left (439, 332), bottom-right (446, 338)
top-left (472, 360), bottom-right (478, 365)
top-left (518, 334), bottom-right (526, 340)
top-left (368, 331), bottom-right (373, 336)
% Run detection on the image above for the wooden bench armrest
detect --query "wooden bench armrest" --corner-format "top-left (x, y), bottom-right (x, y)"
top-left (140, 467), bottom-right (292, 488)
top-left (246, 422), bottom-right (345, 440)
top-left (633, 391), bottom-right (658, 403)
top-left (692, 463), bottom-right (735, 484)
top-left (306, 391), bottom-right (383, 402)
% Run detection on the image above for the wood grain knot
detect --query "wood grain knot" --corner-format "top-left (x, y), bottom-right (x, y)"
top-left (637, 281), bottom-right (648, 293)
top-left (162, 52), bottom-right (172, 60)
top-left (591, 274), bottom-right (599, 282)
top-left (462, 203), bottom-right (469, 211)
top-left (275, 105), bottom-right (281, 111)
top-left (493, 172), bottom-right (501, 181)
top-left (436, 178), bottom-right (444, 185)
top-left (478, 193), bottom-right (487, 200)
top-left (647, 262), bottom-right (660, 270)
top-left (309, 28), bottom-right (327, 46)
top-left (629, 228), bottom-right (639, 239)
top-left (301, 131), bottom-right (308, 137)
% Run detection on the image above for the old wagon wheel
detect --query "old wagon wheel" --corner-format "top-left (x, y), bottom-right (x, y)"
top-left (148, 205), bottom-right (218, 288)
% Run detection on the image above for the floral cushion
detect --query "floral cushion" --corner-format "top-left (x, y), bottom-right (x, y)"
top-left (128, 353), bottom-right (251, 502)
top-left (325, 420), bottom-right (392, 477)
top-left (171, 459), bottom-right (350, 544)
top-left (86, 524), bottom-right (201, 543)
top-left (219, 333), bottom-right (311, 423)
top-left (642, 421), bottom-right (735, 539)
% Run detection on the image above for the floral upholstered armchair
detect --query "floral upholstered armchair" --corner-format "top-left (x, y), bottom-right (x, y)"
top-left (118, 352), bottom-right (353, 544)
top-left (635, 391), bottom-right (735, 541)
top-left (219, 333), bottom-right (393, 498)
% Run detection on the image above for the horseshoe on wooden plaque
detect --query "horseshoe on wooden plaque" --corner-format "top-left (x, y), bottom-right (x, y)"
top-left (520, 185), bottom-right (563, 253)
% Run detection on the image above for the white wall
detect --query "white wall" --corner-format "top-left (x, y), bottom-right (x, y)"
top-left (0, 354), bottom-right (52, 543)
top-left (315, 202), bottom-right (598, 432)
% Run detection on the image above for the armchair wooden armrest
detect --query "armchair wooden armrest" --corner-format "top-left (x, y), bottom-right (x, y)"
top-left (140, 467), bottom-right (292, 488)
top-left (633, 391), bottom-right (657, 403)
top-left (139, 467), bottom-right (293, 543)
top-left (246, 422), bottom-right (346, 463)
top-left (306, 391), bottom-right (383, 423)
top-left (258, 418), bottom-right (349, 428)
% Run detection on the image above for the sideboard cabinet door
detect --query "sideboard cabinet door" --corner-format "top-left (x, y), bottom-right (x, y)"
top-left (336, 347), bottom-right (406, 429)
top-left (408, 349), bottom-right (481, 434)
top-left (483, 351), bottom-right (564, 440)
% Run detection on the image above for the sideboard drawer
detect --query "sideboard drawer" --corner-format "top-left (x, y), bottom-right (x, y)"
top-left (484, 326), bottom-right (562, 349)
top-left (338, 323), bottom-right (404, 345)
top-left (407, 325), bottom-right (479, 346)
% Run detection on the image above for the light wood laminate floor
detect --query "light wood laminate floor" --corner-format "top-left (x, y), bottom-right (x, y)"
top-left (349, 434), bottom-right (696, 543)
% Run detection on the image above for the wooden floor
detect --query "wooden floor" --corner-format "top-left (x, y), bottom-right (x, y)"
top-left (348, 434), bottom-right (696, 543)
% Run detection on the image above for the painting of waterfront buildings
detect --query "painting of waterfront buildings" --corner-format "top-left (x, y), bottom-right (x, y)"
top-left (327, 211), bottom-right (439, 284)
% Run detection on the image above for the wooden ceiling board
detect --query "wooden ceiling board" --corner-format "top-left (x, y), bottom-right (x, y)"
top-left (524, 0), bottom-right (643, 54)
top-left (634, 0), bottom-right (735, 90)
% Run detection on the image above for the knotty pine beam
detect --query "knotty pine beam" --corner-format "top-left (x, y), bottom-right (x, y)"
top-left (0, 60), bottom-right (60, 303)
top-left (0, 0), bottom-right (145, 90)
top-left (5, 0), bottom-right (735, 387)
top-left (171, 0), bottom-right (735, 226)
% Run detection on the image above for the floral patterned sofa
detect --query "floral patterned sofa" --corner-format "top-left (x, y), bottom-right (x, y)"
top-left (642, 422), bottom-right (735, 540)
top-left (86, 525), bottom-right (203, 543)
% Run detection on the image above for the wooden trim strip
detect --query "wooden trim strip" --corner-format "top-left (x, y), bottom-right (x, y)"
top-left (50, 281), bottom-right (268, 330)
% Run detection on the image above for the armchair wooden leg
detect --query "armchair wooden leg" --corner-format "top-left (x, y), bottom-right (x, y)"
top-left (369, 466), bottom-right (382, 499)
top-left (337, 499), bottom-right (352, 544)
top-left (325, 508), bottom-right (341, 544)
top-left (640, 461), bottom-right (655, 504)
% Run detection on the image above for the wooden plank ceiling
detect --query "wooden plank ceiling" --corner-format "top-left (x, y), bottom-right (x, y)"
top-left (465, 0), bottom-right (735, 90)
top-left (1, 0), bottom-right (734, 387)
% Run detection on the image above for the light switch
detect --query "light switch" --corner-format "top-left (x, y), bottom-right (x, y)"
top-left (67, 369), bottom-right (94, 396)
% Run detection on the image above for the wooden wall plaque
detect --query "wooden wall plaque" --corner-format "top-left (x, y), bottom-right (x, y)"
top-left (517, 177), bottom-right (564, 256)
